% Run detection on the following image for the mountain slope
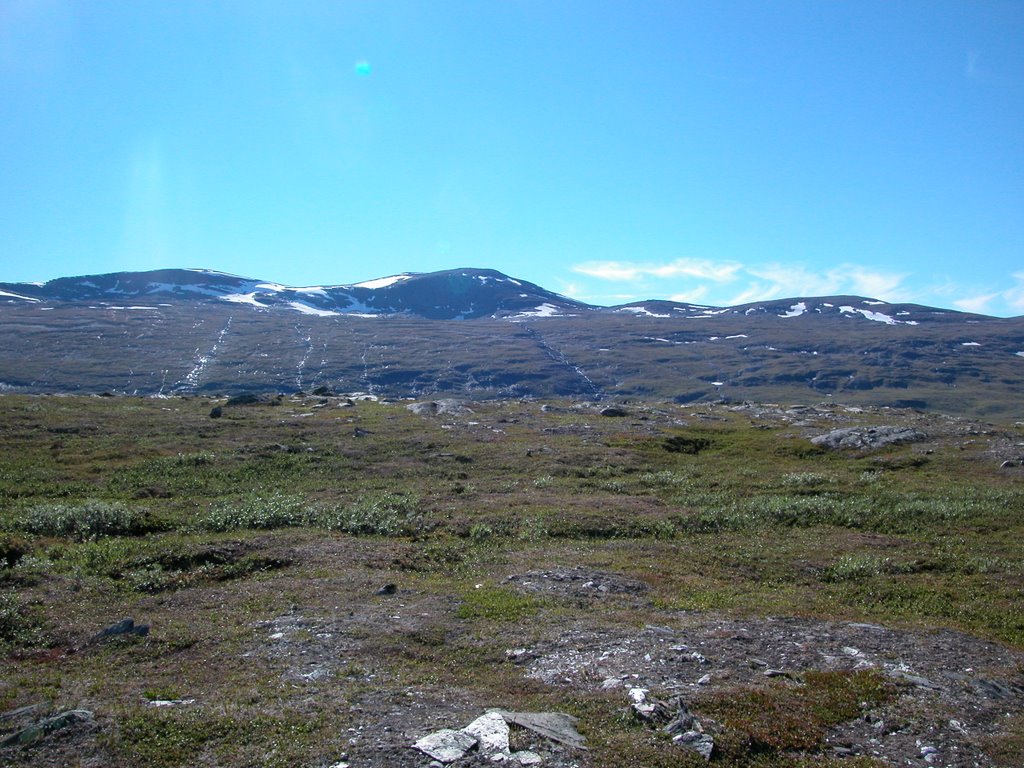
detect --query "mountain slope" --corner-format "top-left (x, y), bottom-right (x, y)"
top-left (0, 267), bottom-right (587, 320)
top-left (1, 267), bottom-right (1022, 417)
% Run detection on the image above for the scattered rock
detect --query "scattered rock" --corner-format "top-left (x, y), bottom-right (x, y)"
top-left (505, 647), bottom-right (534, 663)
top-left (146, 698), bottom-right (196, 707)
top-left (971, 677), bottom-right (1024, 700)
top-left (0, 709), bottom-right (94, 747)
top-left (504, 568), bottom-right (647, 598)
top-left (208, 406), bottom-right (223, 419)
top-left (406, 400), bottom-right (472, 417)
top-left (885, 669), bottom-right (943, 691)
top-left (629, 688), bottom-right (656, 721)
top-left (412, 728), bottom-right (477, 763)
top-left (491, 710), bottom-right (587, 750)
top-left (511, 751), bottom-right (542, 765)
top-left (663, 705), bottom-right (698, 737)
top-left (0, 703), bottom-right (42, 723)
top-left (224, 392), bottom-right (268, 407)
top-left (87, 618), bottom-right (149, 646)
top-left (810, 426), bottom-right (927, 451)
top-left (375, 583), bottom-right (397, 596)
top-left (413, 710), bottom-right (583, 765)
top-left (599, 406), bottom-right (628, 417)
top-left (673, 730), bottom-right (714, 760)
top-left (462, 712), bottom-right (510, 759)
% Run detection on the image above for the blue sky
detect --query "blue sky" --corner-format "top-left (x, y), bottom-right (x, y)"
top-left (2, 1), bottom-right (1022, 315)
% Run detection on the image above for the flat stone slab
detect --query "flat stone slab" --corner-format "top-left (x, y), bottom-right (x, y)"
top-left (412, 728), bottom-right (477, 763)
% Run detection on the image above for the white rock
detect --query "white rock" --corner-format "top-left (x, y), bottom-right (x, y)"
top-left (463, 711), bottom-right (510, 758)
top-left (413, 729), bottom-right (477, 763)
top-left (513, 751), bottom-right (543, 765)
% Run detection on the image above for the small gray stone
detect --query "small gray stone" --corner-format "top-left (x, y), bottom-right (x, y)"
top-left (674, 730), bottom-right (714, 760)
top-left (512, 751), bottom-right (543, 766)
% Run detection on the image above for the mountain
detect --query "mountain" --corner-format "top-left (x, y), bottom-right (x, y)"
top-left (1, 267), bottom-right (1023, 417)
top-left (0, 267), bottom-right (586, 320)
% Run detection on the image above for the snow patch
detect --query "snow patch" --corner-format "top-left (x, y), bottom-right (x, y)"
top-left (961, 342), bottom-right (981, 347)
top-left (354, 274), bottom-right (412, 289)
top-left (725, 334), bottom-right (748, 339)
top-left (288, 301), bottom-right (338, 317)
top-left (779, 302), bottom-right (807, 318)
top-left (1016, 352), bottom-right (1024, 358)
top-left (0, 289), bottom-right (40, 302)
top-left (509, 303), bottom-right (562, 318)
top-left (617, 306), bottom-right (671, 318)
top-left (146, 282), bottom-right (225, 297)
top-left (221, 292), bottom-right (268, 307)
top-left (839, 306), bottom-right (904, 325)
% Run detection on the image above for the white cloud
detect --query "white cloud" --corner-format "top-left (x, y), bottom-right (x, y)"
top-left (566, 257), bottom-right (919, 309)
top-left (669, 286), bottom-right (708, 303)
top-left (953, 293), bottom-right (999, 314)
top-left (942, 272), bottom-right (1024, 317)
top-left (1003, 272), bottom-right (1024, 312)
top-left (744, 263), bottom-right (909, 302)
top-left (844, 266), bottom-right (909, 299)
top-left (571, 261), bottom-right (644, 281)
top-left (725, 283), bottom-right (781, 306)
top-left (558, 281), bottom-right (586, 299)
top-left (573, 258), bottom-right (741, 283)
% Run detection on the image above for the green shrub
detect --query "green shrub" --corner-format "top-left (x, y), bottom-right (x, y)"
top-left (824, 554), bottom-right (888, 582)
top-left (317, 492), bottom-right (421, 536)
top-left (13, 500), bottom-right (150, 541)
top-left (0, 532), bottom-right (30, 568)
top-left (0, 590), bottom-right (43, 650)
top-left (196, 493), bottom-right (309, 531)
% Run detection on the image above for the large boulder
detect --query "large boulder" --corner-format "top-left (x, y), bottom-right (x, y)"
top-left (810, 426), bottom-right (926, 451)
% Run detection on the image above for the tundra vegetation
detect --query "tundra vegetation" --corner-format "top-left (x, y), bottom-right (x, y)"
top-left (0, 393), bottom-right (1021, 767)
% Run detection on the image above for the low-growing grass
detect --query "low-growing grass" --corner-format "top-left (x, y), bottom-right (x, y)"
top-left (0, 394), bottom-right (1021, 767)
top-left (456, 584), bottom-right (545, 622)
top-left (107, 707), bottom-right (337, 768)
top-left (696, 670), bottom-right (896, 755)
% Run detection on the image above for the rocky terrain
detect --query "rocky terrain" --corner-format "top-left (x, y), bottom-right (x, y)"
top-left (0, 394), bottom-right (1022, 766)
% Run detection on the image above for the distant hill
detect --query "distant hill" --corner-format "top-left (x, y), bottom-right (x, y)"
top-left (2, 267), bottom-right (1022, 417)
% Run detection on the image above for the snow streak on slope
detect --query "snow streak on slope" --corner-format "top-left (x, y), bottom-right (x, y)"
top-left (178, 317), bottom-right (232, 392)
